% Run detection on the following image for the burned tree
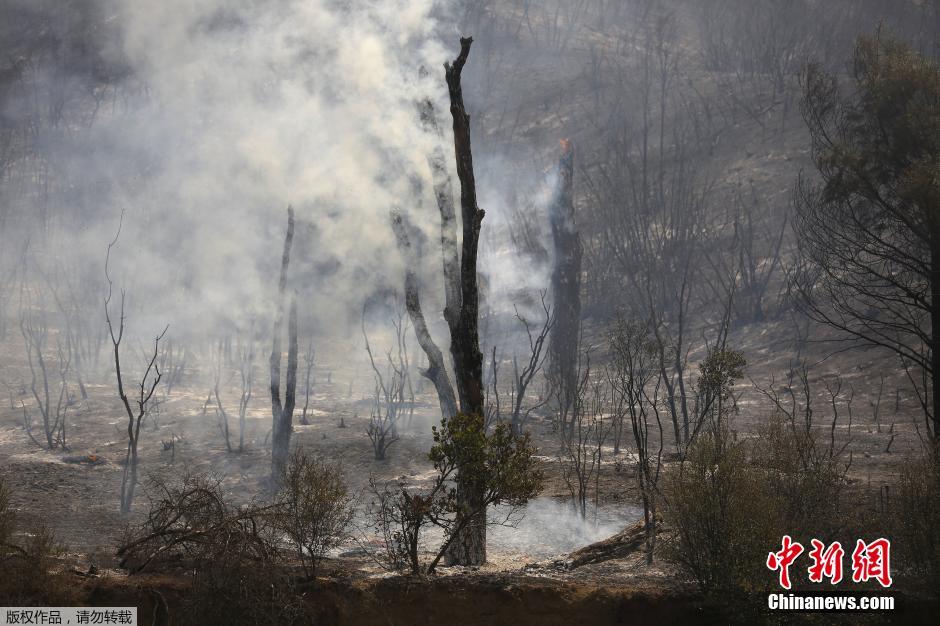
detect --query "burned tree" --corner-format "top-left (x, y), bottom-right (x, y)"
top-left (390, 209), bottom-right (457, 421)
top-left (393, 36), bottom-right (522, 566)
top-left (299, 338), bottom-right (315, 426)
top-left (270, 207), bottom-right (298, 485)
top-left (548, 140), bottom-right (582, 432)
top-left (557, 347), bottom-right (612, 520)
top-left (794, 34), bottom-right (940, 441)
top-left (368, 412), bottom-right (541, 576)
top-left (507, 294), bottom-right (554, 437)
top-left (18, 288), bottom-right (71, 450)
top-left (104, 217), bottom-right (167, 514)
top-left (609, 318), bottom-right (663, 564)
top-left (236, 331), bottom-right (255, 452)
top-left (439, 37), bottom-right (489, 567)
top-left (156, 338), bottom-right (187, 409)
top-left (703, 185), bottom-right (788, 325)
top-left (361, 305), bottom-right (413, 461)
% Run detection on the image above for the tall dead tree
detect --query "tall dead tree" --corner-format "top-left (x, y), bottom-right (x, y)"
top-left (270, 207), bottom-right (298, 485)
top-left (237, 331), bottom-right (255, 453)
top-left (392, 37), bottom-right (488, 566)
top-left (104, 215), bottom-right (167, 513)
top-left (548, 140), bottom-right (582, 432)
top-left (441, 37), bottom-right (488, 567)
top-left (19, 288), bottom-right (71, 450)
top-left (299, 338), bottom-right (315, 426)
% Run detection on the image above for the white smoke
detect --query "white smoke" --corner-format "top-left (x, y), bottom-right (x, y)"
top-left (16, 0), bottom-right (469, 344)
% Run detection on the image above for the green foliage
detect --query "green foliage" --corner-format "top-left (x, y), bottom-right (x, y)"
top-left (664, 408), bottom-right (852, 597)
top-left (371, 413), bottom-right (543, 575)
top-left (663, 429), bottom-right (780, 596)
top-left (695, 348), bottom-right (746, 436)
top-left (811, 33), bottom-right (940, 214)
top-left (796, 31), bottom-right (940, 434)
top-left (430, 412), bottom-right (543, 509)
top-left (697, 350), bottom-right (747, 399)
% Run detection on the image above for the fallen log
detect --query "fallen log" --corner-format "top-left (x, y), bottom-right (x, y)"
top-left (567, 519), bottom-right (649, 569)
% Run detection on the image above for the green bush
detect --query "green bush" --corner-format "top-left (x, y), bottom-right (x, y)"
top-left (662, 428), bottom-right (780, 596)
top-left (370, 412), bottom-right (543, 575)
top-left (663, 402), bottom-right (858, 597)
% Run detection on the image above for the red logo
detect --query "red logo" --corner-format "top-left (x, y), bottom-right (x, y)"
top-left (807, 539), bottom-right (844, 584)
top-left (851, 538), bottom-right (893, 588)
top-left (767, 535), bottom-right (804, 590)
top-left (768, 536), bottom-right (892, 589)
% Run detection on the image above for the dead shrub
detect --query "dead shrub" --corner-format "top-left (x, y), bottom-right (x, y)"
top-left (117, 472), bottom-right (281, 574)
top-left (893, 450), bottom-right (940, 595)
top-left (117, 471), bottom-right (305, 624)
top-left (0, 473), bottom-right (13, 547)
top-left (117, 459), bottom-right (353, 624)
top-left (756, 411), bottom-right (850, 540)
top-left (0, 474), bottom-right (75, 605)
top-left (276, 449), bottom-right (354, 579)
top-left (367, 476), bottom-right (437, 574)
top-left (661, 428), bottom-right (781, 596)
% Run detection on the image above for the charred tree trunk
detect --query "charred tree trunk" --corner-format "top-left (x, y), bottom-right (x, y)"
top-left (270, 207), bottom-right (298, 485)
top-left (418, 98), bottom-right (462, 327)
top-left (442, 37), bottom-right (487, 567)
top-left (548, 141), bottom-right (582, 433)
top-left (931, 217), bottom-right (940, 444)
top-left (104, 214), bottom-right (167, 514)
top-left (390, 211), bottom-right (458, 420)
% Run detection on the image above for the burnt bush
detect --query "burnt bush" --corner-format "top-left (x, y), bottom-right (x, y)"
top-left (276, 449), bottom-right (354, 579)
top-left (894, 450), bottom-right (940, 596)
top-left (117, 454), bottom-right (353, 624)
top-left (116, 472), bottom-right (288, 624)
top-left (0, 473), bottom-right (76, 605)
top-left (117, 472), bottom-right (281, 574)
